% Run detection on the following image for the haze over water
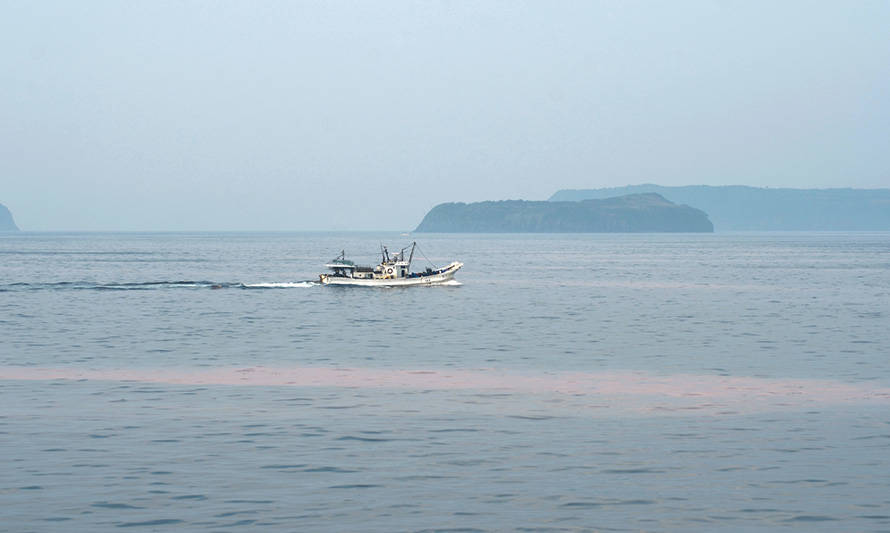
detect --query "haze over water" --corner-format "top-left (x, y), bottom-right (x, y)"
top-left (2, 231), bottom-right (889, 530)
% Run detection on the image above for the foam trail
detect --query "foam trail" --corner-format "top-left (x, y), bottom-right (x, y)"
top-left (0, 280), bottom-right (318, 291)
top-left (240, 281), bottom-right (316, 289)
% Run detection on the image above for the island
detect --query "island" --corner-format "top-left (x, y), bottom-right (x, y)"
top-left (415, 193), bottom-right (713, 233)
top-left (0, 203), bottom-right (19, 231)
top-left (550, 185), bottom-right (890, 231)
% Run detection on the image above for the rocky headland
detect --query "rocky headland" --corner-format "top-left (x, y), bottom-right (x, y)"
top-left (415, 193), bottom-right (713, 233)
top-left (0, 203), bottom-right (19, 231)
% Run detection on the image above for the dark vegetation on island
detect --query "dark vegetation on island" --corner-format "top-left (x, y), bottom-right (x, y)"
top-left (415, 193), bottom-right (713, 233)
top-left (550, 185), bottom-right (890, 231)
top-left (0, 203), bottom-right (19, 231)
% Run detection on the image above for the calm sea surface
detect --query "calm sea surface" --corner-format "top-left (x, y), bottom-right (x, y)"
top-left (2, 232), bottom-right (889, 531)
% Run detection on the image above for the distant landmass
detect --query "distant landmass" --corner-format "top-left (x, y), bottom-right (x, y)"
top-left (415, 193), bottom-right (713, 233)
top-left (550, 185), bottom-right (890, 231)
top-left (0, 203), bottom-right (19, 231)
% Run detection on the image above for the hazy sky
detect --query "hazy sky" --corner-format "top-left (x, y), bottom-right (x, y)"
top-left (2, 1), bottom-right (888, 230)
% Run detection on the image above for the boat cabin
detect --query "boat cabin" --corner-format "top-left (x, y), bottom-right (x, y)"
top-left (325, 244), bottom-right (416, 280)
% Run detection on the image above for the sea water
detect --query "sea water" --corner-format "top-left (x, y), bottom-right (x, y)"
top-left (1, 232), bottom-right (889, 531)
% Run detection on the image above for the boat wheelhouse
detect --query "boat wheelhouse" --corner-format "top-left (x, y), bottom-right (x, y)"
top-left (319, 242), bottom-right (462, 286)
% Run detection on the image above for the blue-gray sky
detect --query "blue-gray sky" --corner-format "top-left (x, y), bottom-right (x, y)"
top-left (2, 1), bottom-right (888, 230)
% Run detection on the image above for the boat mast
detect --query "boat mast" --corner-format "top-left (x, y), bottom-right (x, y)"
top-left (407, 242), bottom-right (416, 269)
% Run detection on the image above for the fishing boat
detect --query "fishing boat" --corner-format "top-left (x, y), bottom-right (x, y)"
top-left (319, 242), bottom-right (462, 286)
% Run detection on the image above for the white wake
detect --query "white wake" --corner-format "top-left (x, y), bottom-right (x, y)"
top-left (241, 281), bottom-right (316, 289)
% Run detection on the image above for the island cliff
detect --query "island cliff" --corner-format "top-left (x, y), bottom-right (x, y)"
top-left (550, 185), bottom-right (890, 231)
top-left (415, 193), bottom-right (713, 233)
top-left (0, 203), bottom-right (19, 231)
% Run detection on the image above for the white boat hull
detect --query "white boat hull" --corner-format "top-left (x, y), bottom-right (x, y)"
top-left (320, 262), bottom-right (463, 287)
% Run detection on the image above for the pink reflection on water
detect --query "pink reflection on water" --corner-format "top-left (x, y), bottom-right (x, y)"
top-left (2, 366), bottom-right (888, 415)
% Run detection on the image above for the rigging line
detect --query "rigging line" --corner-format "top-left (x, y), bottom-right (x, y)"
top-left (414, 244), bottom-right (438, 269)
